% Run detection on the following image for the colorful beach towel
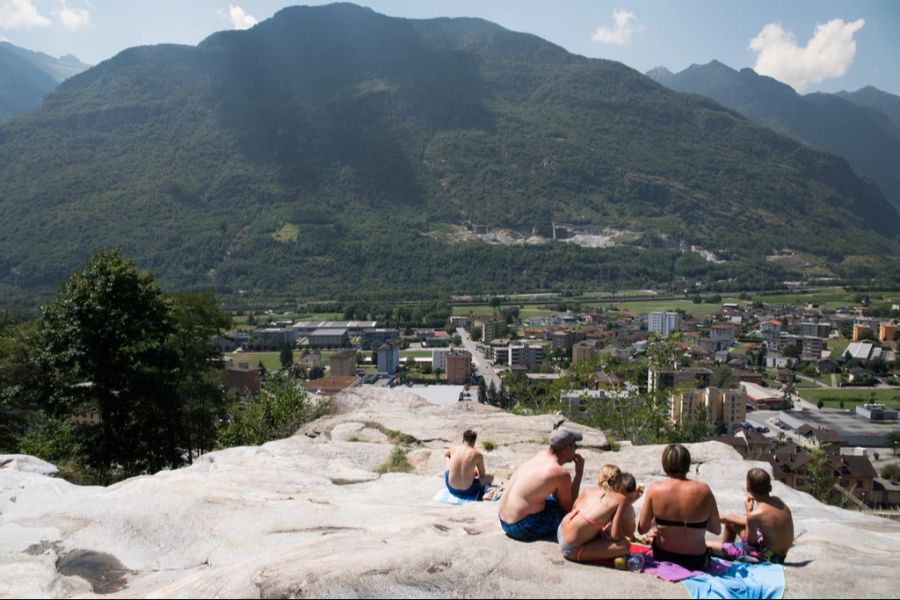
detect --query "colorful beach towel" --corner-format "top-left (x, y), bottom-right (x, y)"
top-left (682, 561), bottom-right (785, 599)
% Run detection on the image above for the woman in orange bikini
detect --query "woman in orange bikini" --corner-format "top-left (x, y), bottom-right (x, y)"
top-left (557, 466), bottom-right (643, 562)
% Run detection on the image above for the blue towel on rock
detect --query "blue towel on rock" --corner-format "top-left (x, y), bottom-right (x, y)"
top-left (682, 562), bottom-right (784, 599)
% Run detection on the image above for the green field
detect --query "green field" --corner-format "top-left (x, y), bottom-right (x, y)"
top-left (224, 351), bottom-right (282, 370)
top-left (585, 298), bottom-right (741, 317)
top-left (272, 223), bottom-right (300, 242)
top-left (797, 387), bottom-right (900, 408)
top-left (757, 288), bottom-right (900, 310)
top-left (401, 350), bottom-right (433, 358)
top-left (829, 338), bottom-right (851, 359)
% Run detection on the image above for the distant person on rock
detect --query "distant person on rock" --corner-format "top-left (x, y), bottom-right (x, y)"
top-left (709, 468), bottom-right (794, 564)
top-left (444, 429), bottom-right (494, 501)
top-left (498, 427), bottom-right (584, 541)
top-left (558, 468), bottom-right (644, 562)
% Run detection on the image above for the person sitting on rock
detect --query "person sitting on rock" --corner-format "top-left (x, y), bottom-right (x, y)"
top-left (638, 443), bottom-right (721, 571)
top-left (444, 429), bottom-right (494, 501)
top-left (709, 468), bottom-right (794, 564)
top-left (558, 469), bottom-right (644, 562)
top-left (498, 427), bottom-right (584, 541)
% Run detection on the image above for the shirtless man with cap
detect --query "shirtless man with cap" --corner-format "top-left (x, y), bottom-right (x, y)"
top-left (498, 427), bottom-right (585, 541)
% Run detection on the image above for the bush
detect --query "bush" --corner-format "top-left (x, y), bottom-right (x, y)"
top-left (375, 445), bottom-right (412, 474)
top-left (217, 372), bottom-right (327, 447)
top-left (882, 463), bottom-right (900, 482)
top-left (482, 440), bottom-right (497, 452)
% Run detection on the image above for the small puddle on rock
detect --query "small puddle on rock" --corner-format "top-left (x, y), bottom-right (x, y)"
top-left (56, 549), bottom-right (131, 594)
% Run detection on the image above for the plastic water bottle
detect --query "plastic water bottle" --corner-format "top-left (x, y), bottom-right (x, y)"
top-left (626, 553), bottom-right (645, 572)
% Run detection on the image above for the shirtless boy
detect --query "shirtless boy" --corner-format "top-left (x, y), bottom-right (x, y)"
top-left (710, 468), bottom-right (794, 564)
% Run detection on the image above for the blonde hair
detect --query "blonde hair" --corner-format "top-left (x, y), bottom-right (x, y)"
top-left (597, 464), bottom-right (622, 490)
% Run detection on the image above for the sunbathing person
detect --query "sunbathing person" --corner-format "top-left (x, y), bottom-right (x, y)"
top-left (558, 470), bottom-right (643, 562)
top-left (710, 468), bottom-right (794, 564)
top-left (498, 427), bottom-right (584, 541)
top-left (638, 443), bottom-right (721, 571)
top-left (444, 429), bottom-right (494, 500)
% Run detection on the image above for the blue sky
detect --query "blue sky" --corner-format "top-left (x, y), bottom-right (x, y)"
top-left (2, 0), bottom-right (898, 95)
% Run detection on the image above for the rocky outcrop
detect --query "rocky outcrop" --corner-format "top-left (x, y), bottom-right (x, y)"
top-left (1, 386), bottom-right (898, 598)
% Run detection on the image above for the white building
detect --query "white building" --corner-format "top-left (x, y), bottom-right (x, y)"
top-left (648, 311), bottom-right (681, 337)
top-left (432, 348), bottom-right (451, 371)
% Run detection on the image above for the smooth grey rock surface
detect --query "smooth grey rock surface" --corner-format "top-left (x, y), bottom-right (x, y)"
top-left (1, 386), bottom-right (898, 598)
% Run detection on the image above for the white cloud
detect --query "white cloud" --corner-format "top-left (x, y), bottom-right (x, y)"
top-left (749, 18), bottom-right (865, 92)
top-left (0, 0), bottom-right (51, 30)
top-left (221, 4), bottom-right (257, 30)
top-left (592, 8), bottom-right (645, 45)
top-left (54, 4), bottom-right (90, 32)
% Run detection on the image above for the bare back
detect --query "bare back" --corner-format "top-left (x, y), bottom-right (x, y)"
top-left (446, 443), bottom-right (484, 489)
top-left (499, 450), bottom-right (572, 523)
top-left (561, 488), bottom-right (626, 545)
top-left (749, 496), bottom-right (794, 557)
top-left (639, 478), bottom-right (721, 554)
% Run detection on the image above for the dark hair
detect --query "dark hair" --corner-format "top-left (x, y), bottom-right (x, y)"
top-left (614, 472), bottom-right (637, 494)
top-left (747, 468), bottom-right (772, 495)
top-left (463, 429), bottom-right (477, 444)
top-left (662, 443), bottom-right (691, 477)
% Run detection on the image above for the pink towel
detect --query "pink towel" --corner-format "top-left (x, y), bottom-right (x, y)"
top-left (644, 555), bottom-right (732, 582)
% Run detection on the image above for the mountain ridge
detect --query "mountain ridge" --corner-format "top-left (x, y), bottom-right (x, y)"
top-left (0, 4), bottom-right (897, 297)
top-left (646, 60), bottom-right (900, 212)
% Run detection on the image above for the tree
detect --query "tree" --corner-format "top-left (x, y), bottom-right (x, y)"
top-left (804, 444), bottom-right (835, 503)
top-left (279, 344), bottom-right (294, 369)
top-left (217, 371), bottom-right (326, 447)
top-left (38, 250), bottom-right (177, 481)
top-left (888, 430), bottom-right (900, 456)
top-left (168, 291), bottom-right (232, 460)
top-left (712, 365), bottom-right (739, 389)
top-left (478, 378), bottom-right (487, 404)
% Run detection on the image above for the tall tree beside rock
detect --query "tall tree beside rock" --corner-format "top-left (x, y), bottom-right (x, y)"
top-left (33, 250), bottom-right (230, 482)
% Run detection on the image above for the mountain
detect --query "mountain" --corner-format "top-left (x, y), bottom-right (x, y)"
top-left (646, 60), bottom-right (900, 211)
top-left (0, 4), bottom-right (897, 299)
top-left (835, 86), bottom-right (900, 130)
top-left (0, 42), bottom-right (89, 122)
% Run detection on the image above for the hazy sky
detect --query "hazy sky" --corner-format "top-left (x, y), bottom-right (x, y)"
top-left (2, 0), bottom-right (898, 95)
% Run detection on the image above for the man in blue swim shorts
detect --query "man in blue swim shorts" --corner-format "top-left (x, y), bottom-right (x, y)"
top-left (445, 429), bottom-right (494, 501)
top-left (498, 427), bottom-right (585, 541)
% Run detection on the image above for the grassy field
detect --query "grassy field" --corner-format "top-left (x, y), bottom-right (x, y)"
top-left (224, 351), bottom-right (282, 370)
top-left (272, 223), bottom-right (300, 242)
top-left (401, 350), bottom-right (433, 358)
top-left (829, 338), bottom-right (851, 359)
top-left (797, 387), bottom-right (900, 408)
top-left (757, 288), bottom-right (900, 310)
top-left (585, 298), bottom-right (742, 317)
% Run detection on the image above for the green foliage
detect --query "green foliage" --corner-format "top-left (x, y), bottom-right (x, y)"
top-left (804, 445), bottom-right (836, 503)
top-left (712, 365), bottom-right (739, 389)
top-left (217, 371), bottom-right (326, 447)
top-left (482, 440), bottom-right (497, 452)
top-left (0, 5), bottom-right (895, 301)
top-left (375, 445), bottom-right (413, 474)
top-left (38, 249), bottom-right (179, 480)
top-left (881, 463), bottom-right (900, 481)
top-left (13, 251), bottom-right (234, 483)
top-left (17, 417), bottom-right (101, 484)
